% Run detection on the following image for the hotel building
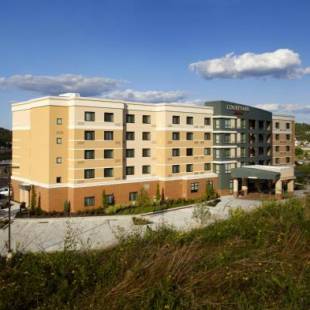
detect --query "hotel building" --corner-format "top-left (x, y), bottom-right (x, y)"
top-left (11, 95), bottom-right (295, 212)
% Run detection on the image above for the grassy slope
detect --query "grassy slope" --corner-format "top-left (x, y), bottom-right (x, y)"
top-left (295, 122), bottom-right (310, 142)
top-left (0, 198), bottom-right (309, 310)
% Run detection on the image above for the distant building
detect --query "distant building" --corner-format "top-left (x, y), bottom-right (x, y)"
top-left (11, 95), bottom-right (295, 212)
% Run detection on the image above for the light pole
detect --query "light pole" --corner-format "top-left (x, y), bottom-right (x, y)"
top-left (1, 162), bottom-right (19, 258)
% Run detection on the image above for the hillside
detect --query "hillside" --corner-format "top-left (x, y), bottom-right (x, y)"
top-left (0, 127), bottom-right (11, 147)
top-left (296, 122), bottom-right (310, 142)
top-left (0, 197), bottom-right (309, 310)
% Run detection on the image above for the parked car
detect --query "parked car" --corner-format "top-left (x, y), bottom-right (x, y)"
top-left (0, 187), bottom-right (9, 196)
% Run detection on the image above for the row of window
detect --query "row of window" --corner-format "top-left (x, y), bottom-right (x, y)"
top-left (84, 181), bottom-right (213, 206)
top-left (85, 112), bottom-right (152, 124)
top-left (275, 134), bottom-right (291, 140)
top-left (172, 115), bottom-right (211, 126)
top-left (84, 111), bottom-right (212, 126)
top-left (275, 157), bottom-right (291, 164)
top-left (274, 122), bottom-right (291, 129)
top-left (83, 163), bottom-right (212, 179)
top-left (274, 146), bottom-right (291, 152)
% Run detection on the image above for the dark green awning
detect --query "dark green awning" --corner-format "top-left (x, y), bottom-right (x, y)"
top-left (231, 167), bottom-right (280, 180)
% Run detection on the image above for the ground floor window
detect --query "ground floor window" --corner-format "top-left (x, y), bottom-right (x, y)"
top-left (84, 196), bottom-right (95, 207)
top-left (129, 191), bottom-right (138, 201)
top-left (191, 182), bottom-right (199, 193)
top-left (106, 194), bottom-right (115, 205)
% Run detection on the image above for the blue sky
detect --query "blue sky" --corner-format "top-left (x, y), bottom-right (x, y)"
top-left (1, 0), bottom-right (310, 128)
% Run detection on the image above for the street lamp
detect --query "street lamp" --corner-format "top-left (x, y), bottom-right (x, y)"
top-left (0, 162), bottom-right (19, 258)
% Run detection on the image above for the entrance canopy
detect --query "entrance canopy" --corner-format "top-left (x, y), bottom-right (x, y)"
top-left (231, 165), bottom-right (294, 181)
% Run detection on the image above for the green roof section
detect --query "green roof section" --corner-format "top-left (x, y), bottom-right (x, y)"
top-left (231, 167), bottom-right (280, 180)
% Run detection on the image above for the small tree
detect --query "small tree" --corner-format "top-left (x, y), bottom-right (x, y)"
top-left (192, 202), bottom-right (211, 226)
top-left (37, 193), bottom-right (41, 210)
top-left (30, 186), bottom-right (37, 211)
top-left (161, 188), bottom-right (165, 204)
top-left (155, 184), bottom-right (161, 204)
top-left (64, 200), bottom-right (71, 215)
top-left (204, 182), bottom-right (217, 201)
top-left (136, 187), bottom-right (151, 207)
top-left (102, 190), bottom-right (109, 208)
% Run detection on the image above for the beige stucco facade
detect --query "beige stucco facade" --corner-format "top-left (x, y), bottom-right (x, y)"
top-left (12, 94), bottom-right (217, 212)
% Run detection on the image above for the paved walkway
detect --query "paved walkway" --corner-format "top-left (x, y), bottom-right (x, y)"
top-left (0, 196), bottom-right (262, 255)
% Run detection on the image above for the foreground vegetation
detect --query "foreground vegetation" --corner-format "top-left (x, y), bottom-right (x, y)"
top-left (1, 197), bottom-right (310, 309)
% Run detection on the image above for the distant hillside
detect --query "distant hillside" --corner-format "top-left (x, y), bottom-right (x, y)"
top-left (295, 122), bottom-right (310, 142)
top-left (0, 127), bottom-right (11, 147)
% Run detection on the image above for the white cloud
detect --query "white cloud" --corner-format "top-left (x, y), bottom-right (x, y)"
top-left (0, 74), bottom-right (122, 96)
top-left (103, 89), bottom-right (187, 103)
top-left (189, 49), bottom-right (310, 80)
top-left (256, 103), bottom-right (310, 114)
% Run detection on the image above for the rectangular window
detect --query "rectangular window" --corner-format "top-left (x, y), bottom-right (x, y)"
top-left (172, 148), bottom-right (180, 156)
top-left (224, 119), bottom-right (231, 129)
top-left (259, 120), bottom-right (264, 129)
top-left (215, 134), bottom-right (221, 143)
top-left (142, 148), bottom-right (151, 157)
top-left (126, 132), bottom-right (135, 140)
top-left (204, 132), bottom-right (211, 140)
top-left (186, 116), bottom-right (193, 125)
top-left (286, 145), bottom-right (290, 152)
top-left (126, 166), bottom-right (135, 175)
top-left (241, 133), bottom-right (246, 143)
top-left (286, 134), bottom-right (291, 140)
top-left (215, 149), bottom-right (221, 159)
top-left (56, 176), bottom-right (62, 183)
top-left (225, 163), bottom-right (235, 174)
top-left (106, 194), bottom-right (114, 205)
top-left (84, 150), bottom-right (95, 159)
top-left (275, 146), bottom-right (280, 152)
top-left (191, 182), bottom-right (199, 193)
top-left (56, 118), bottom-right (62, 125)
top-left (56, 137), bottom-right (62, 144)
top-left (104, 112), bottom-right (114, 122)
top-left (286, 157), bottom-right (290, 163)
top-left (172, 132), bottom-right (180, 140)
top-left (172, 165), bottom-right (180, 173)
top-left (172, 115), bottom-right (180, 124)
top-left (204, 117), bottom-right (211, 126)
top-left (223, 134), bottom-right (230, 144)
top-left (126, 114), bottom-right (135, 123)
top-left (129, 192), bottom-right (138, 201)
top-left (275, 122), bottom-right (279, 129)
top-left (126, 149), bottom-right (135, 158)
top-left (186, 148), bottom-right (193, 156)
top-left (104, 131), bottom-right (114, 140)
top-left (214, 164), bottom-right (221, 174)
top-left (275, 134), bottom-right (279, 140)
top-left (241, 147), bottom-right (246, 157)
top-left (204, 163), bottom-right (211, 171)
top-left (104, 168), bottom-right (113, 177)
top-left (85, 111), bottom-right (95, 121)
top-left (286, 122), bottom-right (290, 129)
top-left (204, 148), bottom-right (211, 156)
top-left (275, 158), bottom-right (280, 164)
top-left (143, 115), bottom-right (151, 124)
top-left (84, 130), bottom-right (95, 140)
top-left (215, 119), bottom-right (220, 129)
top-left (84, 169), bottom-right (95, 179)
top-left (241, 119), bottom-right (246, 129)
top-left (56, 157), bottom-right (62, 164)
top-left (142, 165), bottom-right (151, 174)
top-left (186, 132), bottom-right (193, 140)
top-left (142, 132), bottom-right (151, 140)
top-left (84, 196), bottom-right (95, 207)
top-left (104, 149), bottom-right (113, 159)
top-left (186, 164), bottom-right (193, 172)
